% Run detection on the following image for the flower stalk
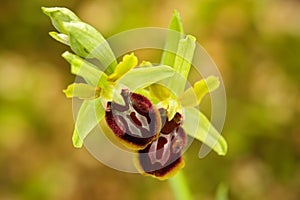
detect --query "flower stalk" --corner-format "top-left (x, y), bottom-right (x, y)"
top-left (169, 171), bottom-right (193, 200)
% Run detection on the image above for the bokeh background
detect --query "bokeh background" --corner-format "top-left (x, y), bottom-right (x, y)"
top-left (1, 0), bottom-right (300, 199)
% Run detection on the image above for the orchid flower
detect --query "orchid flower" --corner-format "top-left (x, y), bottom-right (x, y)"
top-left (42, 7), bottom-right (227, 180)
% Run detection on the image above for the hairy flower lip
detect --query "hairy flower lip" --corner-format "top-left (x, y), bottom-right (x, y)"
top-left (105, 89), bottom-right (161, 150)
top-left (137, 109), bottom-right (187, 180)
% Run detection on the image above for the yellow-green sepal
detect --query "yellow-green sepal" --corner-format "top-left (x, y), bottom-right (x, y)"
top-left (62, 51), bottom-right (108, 87)
top-left (72, 98), bottom-right (105, 148)
top-left (63, 83), bottom-right (100, 99)
top-left (49, 31), bottom-right (70, 45)
top-left (182, 107), bottom-right (227, 156)
top-left (117, 65), bottom-right (176, 91)
top-left (161, 9), bottom-right (184, 67)
top-left (168, 35), bottom-right (196, 96)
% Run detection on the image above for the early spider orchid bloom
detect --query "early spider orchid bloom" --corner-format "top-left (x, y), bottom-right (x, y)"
top-left (43, 7), bottom-right (227, 180)
top-left (42, 7), bottom-right (175, 150)
top-left (130, 11), bottom-right (228, 180)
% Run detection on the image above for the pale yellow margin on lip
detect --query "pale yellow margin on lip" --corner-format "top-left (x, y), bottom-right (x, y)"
top-left (133, 153), bottom-right (185, 181)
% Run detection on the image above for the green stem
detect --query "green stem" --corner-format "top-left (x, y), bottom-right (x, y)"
top-left (169, 171), bottom-right (193, 200)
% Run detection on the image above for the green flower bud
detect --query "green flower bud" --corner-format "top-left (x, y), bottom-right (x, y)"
top-left (63, 21), bottom-right (117, 74)
top-left (42, 7), bottom-right (81, 34)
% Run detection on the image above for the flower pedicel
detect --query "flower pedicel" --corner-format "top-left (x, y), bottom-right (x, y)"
top-left (42, 7), bottom-right (228, 180)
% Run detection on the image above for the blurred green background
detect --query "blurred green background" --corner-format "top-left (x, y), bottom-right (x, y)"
top-left (1, 0), bottom-right (300, 199)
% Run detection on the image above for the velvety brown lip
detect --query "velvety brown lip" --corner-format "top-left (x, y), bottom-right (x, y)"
top-left (138, 109), bottom-right (187, 179)
top-left (105, 89), bottom-right (161, 149)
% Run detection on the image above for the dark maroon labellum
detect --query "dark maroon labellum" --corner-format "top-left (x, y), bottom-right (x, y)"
top-left (138, 109), bottom-right (187, 179)
top-left (105, 89), bottom-right (160, 149)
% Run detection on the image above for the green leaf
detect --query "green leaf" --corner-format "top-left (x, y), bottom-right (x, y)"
top-left (180, 76), bottom-right (220, 107)
top-left (42, 7), bottom-right (81, 34)
top-left (62, 51), bottom-right (107, 87)
top-left (117, 65), bottom-right (176, 91)
top-left (63, 83), bottom-right (100, 99)
top-left (182, 107), bottom-right (227, 156)
top-left (168, 35), bottom-right (196, 96)
top-left (49, 31), bottom-right (70, 45)
top-left (63, 21), bottom-right (117, 74)
top-left (108, 53), bottom-right (138, 82)
top-left (161, 10), bottom-right (184, 67)
top-left (73, 98), bottom-right (105, 148)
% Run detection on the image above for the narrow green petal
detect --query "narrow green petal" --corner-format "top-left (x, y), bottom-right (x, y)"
top-left (117, 65), bottom-right (175, 91)
top-left (161, 10), bottom-right (184, 67)
top-left (168, 35), bottom-right (196, 96)
top-left (62, 51), bottom-right (107, 87)
top-left (149, 83), bottom-right (171, 101)
top-left (49, 32), bottom-right (70, 45)
top-left (108, 53), bottom-right (138, 82)
top-left (140, 61), bottom-right (152, 67)
top-left (73, 98), bottom-right (105, 148)
top-left (140, 61), bottom-right (172, 102)
top-left (180, 76), bottom-right (220, 107)
top-left (178, 87), bottom-right (198, 107)
top-left (194, 76), bottom-right (220, 103)
top-left (63, 21), bottom-right (117, 74)
top-left (135, 88), bottom-right (159, 104)
top-left (63, 83), bottom-right (100, 99)
top-left (42, 7), bottom-right (81, 34)
top-left (182, 107), bottom-right (227, 156)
